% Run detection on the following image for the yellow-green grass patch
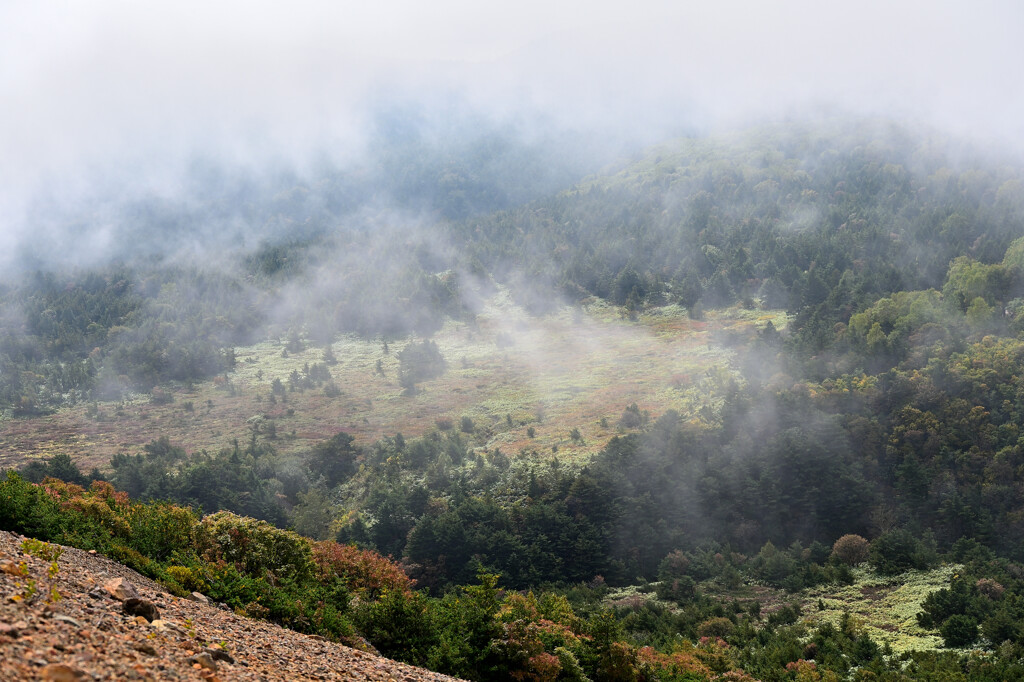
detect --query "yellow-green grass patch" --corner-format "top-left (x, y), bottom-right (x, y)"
top-left (0, 293), bottom-right (788, 472)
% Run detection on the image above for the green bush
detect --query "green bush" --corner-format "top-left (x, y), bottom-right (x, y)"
top-left (656, 550), bottom-right (690, 582)
top-left (195, 511), bottom-right (315, 583)
top-left (0, 471), bottom-right (62, 539)
top-left (750, 541), bottom-right (798, 587)
top-left (398, 340), bottom-right (446, 393)
top-left (917, 577), bottom-right (979, 630)
top-left (941, 614), bottom-right (979, 648)
top-left (166, 565), bottom-right (208, 593)
top-left (655, 576), bottom-right (697, 605)
top-left (696, 616), bottom-right (735, 639)
top-left (354, 588), bottom-right (438, 666)
top-left (107, 543), bottom-right (153, 574)
top-left (869, 529), bottom-right (934, 576)
top-left (125, 502), bottom-right (197, 560)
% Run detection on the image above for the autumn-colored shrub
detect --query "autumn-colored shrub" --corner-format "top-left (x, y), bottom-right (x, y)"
top-left (39, 477), bottom-right (86, 502)
top-left (88, 480), bottom-right (131, 506)
top-left (976, 578), bottom-right (1005, 600)
top-left (640, 642), bottom-right (713, 680)
top-left (61, 496), bottom-right (132, 537)
top-left (832, 534), bottom-right (870, 565)
top-left (312, 541), bottom-right (412, 598)
top-left (657, 549), bottom-right (690, 581)
top-left (492, 619), bottom-right (567, 682)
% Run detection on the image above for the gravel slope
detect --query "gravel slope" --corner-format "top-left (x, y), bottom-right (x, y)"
top-left (0, 530), bottom-right (463, 681)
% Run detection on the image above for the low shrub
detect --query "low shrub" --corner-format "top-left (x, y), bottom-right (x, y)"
top-left (941, 614), bottom-right (979, 648)
top-left (832, 534), bottom-right (870, 566)
top-left (195, 511), bottom-right (315, 583)
top-left (312, 541), bottom-right (412, 599)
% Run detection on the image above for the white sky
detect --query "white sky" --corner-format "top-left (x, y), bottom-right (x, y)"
top-left (1, 0), bottom-right (1023, 225)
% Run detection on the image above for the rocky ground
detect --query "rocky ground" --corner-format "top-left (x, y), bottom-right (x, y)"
top-left (0, 530), bottom-right (463, 681)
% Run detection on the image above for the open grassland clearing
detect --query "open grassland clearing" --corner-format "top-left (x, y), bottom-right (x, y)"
top-left (805, 565), bottom-right (961, 654)
top-left (634, 564), bottom-right (964, 655)
top-left (0, 294), bottom-right (787, 471)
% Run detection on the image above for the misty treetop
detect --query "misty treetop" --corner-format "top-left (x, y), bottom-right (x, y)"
top-left (0, 266), bottom-right (258, 413)
top-left (457, 119), bottom-right (1024, 324)
top-left (4, 118), bottom-right (1024, 416)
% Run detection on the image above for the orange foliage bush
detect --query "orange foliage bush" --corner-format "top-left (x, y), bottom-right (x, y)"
top-left (832, 534), bottom-right (870, 565)
top-left (312, 541), bottom-right (412, 597)
top-left (640, 642), bottom-right (713, 678)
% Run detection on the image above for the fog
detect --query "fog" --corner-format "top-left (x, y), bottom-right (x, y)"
top-left (2, 0), bottom-right (1022, 269)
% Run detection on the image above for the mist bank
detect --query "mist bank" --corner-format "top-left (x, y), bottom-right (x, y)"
top-left (2, 116), bottom-right (1024, 416)
top-left (7, 100), bottom-right (627, 275)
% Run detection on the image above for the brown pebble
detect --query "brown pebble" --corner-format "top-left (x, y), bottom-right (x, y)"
top-left (134, 642), bottom-right (159, 656)
top-left (40, 663), bottom-right (86, 681)
top-left (0, 559), bottom-right (23, 576)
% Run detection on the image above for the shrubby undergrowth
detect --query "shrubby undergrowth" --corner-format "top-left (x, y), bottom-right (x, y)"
top-left (7, 471), bottom-right (1024, 680)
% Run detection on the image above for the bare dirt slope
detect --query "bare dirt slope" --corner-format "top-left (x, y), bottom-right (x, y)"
top-left (0, 530), bottom-right (462, 681)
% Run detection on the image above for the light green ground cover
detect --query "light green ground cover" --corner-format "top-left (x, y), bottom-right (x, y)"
top-left (805, 564), bottom-right (961, 654)
top-left (0, 291), bottom-right (788, 470)
top-left (620, 564), bottom-right (963, 656)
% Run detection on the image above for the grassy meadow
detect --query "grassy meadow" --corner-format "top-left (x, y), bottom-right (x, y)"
top-left (616, 564), bottom-right (965, 656)
top-left (0, 293), bottom-right (787, 471)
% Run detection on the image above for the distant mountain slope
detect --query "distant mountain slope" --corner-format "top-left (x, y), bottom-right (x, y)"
top-left (457, 117), bottom-right (1024, 327)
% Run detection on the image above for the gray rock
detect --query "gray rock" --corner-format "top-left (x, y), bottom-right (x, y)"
top-left (50, 614), bottom-right (82, 627)
top-left (189, 652), bottom-right (218, 671)
top-left (204, 647), bottom-right (235, 664)
top-left (103, 577), bottom-right (139, 601)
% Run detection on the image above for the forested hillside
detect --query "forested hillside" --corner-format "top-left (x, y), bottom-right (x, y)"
top-left (6, 119), bottom-right (1024, 680)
